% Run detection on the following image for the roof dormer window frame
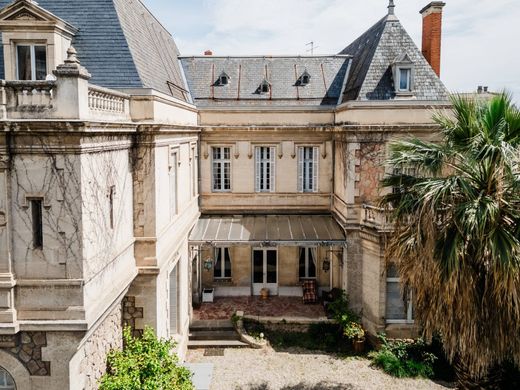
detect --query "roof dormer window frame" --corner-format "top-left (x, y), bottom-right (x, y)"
top-left (297, 70), bottom-right (311, 86)
top-left (259, 79), bottom-right (270, 94)
top-left (0, 0), bottom-right (78, 81)
top-left (392, 53), bottom-right (415, 98)
top-left (15, 42), bottom-right (47, 81)
top-left (216, 71), bottom-right (230, 86)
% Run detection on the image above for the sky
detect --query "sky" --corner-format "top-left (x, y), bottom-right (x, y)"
top-left (144, 0), bottom-right (520, 102)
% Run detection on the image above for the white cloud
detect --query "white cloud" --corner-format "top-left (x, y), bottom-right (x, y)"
top-left (149, 0), bottom-right (520, 102)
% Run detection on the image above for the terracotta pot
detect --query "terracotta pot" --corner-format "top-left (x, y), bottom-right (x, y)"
top-left (260, 288), bottom-right (269, 300)
top-left (352, 338), bottom-right (365, 353)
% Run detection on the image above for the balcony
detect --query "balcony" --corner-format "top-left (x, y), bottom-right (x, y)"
top-left (0, 47), bottom-right (198, 125)
top-left (361, 204), bottom-right (394, 232)
top-left (0, 79), bottom-right (131, 122)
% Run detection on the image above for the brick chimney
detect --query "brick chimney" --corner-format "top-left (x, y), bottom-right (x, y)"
top-left (204, 50), bottom-right (213, 56)
top-left (420, 2), bottom-right (446, 77)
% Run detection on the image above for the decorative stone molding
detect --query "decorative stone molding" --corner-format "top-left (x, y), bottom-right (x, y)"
top-left (122, 296), bottom-right (143, 338)
top-left (53, 47), bottom-right (91, 80)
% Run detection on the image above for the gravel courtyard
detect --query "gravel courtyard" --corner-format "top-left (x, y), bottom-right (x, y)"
top-left (187, 347), bottom-right (452, 390)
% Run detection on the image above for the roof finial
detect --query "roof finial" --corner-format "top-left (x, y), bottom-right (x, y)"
top-left (388, 0), bottom-right (395, 15)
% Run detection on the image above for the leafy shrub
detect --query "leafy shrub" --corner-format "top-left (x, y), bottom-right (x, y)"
top-left (327, 291), bottom-right (364, 341)
top-left (369, 333), bottom-right (436, 379)
top-left (99, 326), bottom-right (194, 390)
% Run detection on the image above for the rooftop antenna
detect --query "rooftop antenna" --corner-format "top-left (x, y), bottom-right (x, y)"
top-left (306, 41), bottom-right (319, 55)
top-left (388, 0), bottom-right (395, 15)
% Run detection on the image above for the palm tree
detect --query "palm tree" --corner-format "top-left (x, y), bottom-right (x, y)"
top-left (380, 93), bottom-right (520, 387)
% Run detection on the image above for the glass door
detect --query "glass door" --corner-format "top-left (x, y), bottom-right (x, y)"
top-left (252, 248), bottom-right (278, 295)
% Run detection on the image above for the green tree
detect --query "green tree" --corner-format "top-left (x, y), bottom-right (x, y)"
top-left (99, 326), bottom-right (194, 390)
top-left (380, 93), bottom-right (520, 387)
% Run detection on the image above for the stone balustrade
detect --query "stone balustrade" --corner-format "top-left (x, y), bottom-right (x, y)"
top-left (362, 204), bottom-right (394, 231)
top-left (88, 85), bottom-right (130, 117)
top-left (2, 81), bottom-right (56, 117)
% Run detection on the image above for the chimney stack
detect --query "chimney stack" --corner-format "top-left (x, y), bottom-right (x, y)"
top-left (420, 2), bottom-right (445, 77)
top-left (204, 50), bottom-right (213, 56)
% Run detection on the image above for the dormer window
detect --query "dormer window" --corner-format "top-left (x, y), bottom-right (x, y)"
top-left (398, 68), bottom-right (411, 92)
top-left (297, 70), bottom-right (311, 86)
top-left (16, 44), bottom-right (47, 80)
top-left (259, 79), bottom-right (270, 94)
top-left (216, 71), bottom-right (229, 86)
top-left (392, 53), bottom-right (415, 98)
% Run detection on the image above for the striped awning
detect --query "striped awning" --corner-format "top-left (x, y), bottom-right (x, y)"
top-left (189, 215), bottom-right (345, 245)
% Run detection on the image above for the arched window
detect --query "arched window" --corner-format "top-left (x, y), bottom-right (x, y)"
top-left (0, 367), bottom-right (15, 390)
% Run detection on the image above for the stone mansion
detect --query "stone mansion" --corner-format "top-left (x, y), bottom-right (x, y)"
top-left (0, 0), bottom-right (450, 388)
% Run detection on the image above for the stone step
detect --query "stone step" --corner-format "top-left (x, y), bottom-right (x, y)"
top-left (190, 320), bottom-right (234, 331)
top-left (187, 339), bottom-right (249, 349)
top-left (189, 330), bottom-right (240, 341)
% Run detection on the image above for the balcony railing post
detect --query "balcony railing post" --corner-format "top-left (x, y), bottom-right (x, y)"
top-left (52, 46), bottom-right (91, 120)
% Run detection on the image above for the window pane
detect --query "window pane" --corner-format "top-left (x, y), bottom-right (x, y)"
top-left (0, 366), bottom-right (15, 389)
top-left (399, 69), bottom-right (410, 91)
top-left (266, 250), bottom-right (277, 283)
top-left (17, 45), bottom-right (31, 80)
top-left (308, 249), bottom-right (316, 278)
top-left (253, 250), bottom-right (263, 283)
top-left (35, 46), bottom-right (47, 80)
top-left (386, 281), bottom-right (406, 320)
top-left (214, 248), bottom-right (222, 278)
top-left (224, 248), bottom-right (231, 278)
top-left (31, 199), bottom-right (43, 248)
top-left (299, 248), bottom-right (306, 278)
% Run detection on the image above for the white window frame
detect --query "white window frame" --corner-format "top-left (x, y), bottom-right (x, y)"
top-left (298, 146), bottom-right (319, 193)
top-left (212, 147), bottom-right (231, 192)
top-left (214, 247), bottom-right (232, 279)
top-left (255, 146), bottom-right (275, 193)
top-left (15, 44), bottom-right (47, 81)
top-left (386, 274), bottom-right (414, 324)
top-left (169, 148), bottom-right (179, 219)
top-left (397, 67), bottom-right (412, 92)
top-left (191, 145), bottom-right (198, 198)
top-left (299, 247), bottom-right (317, 279)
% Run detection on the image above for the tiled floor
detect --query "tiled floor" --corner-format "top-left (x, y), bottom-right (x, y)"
top-left (193, 296), bottom-right (326, 320)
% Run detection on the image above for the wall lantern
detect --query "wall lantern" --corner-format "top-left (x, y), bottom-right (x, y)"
top-left (322, 258), bottom-right (331, 272)
top-left (204, 258), bottom-right (214, 271)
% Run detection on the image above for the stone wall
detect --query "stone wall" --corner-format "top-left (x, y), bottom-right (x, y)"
top-left (78, 303), bottom-right (123, 390)
top-left (122, 296), bottom-right (144, 338)
top-left (0, 332), bottom-right (50, 376)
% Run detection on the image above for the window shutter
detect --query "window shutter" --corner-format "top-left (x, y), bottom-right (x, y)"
top-left (312, 147), bottom-right (319, 193)
top-left (255, 147), bottom-right (261, 192)
top-left (297, 147), bottom-right (304, 193)
top-left (270, 147), bottom-right (276, 192)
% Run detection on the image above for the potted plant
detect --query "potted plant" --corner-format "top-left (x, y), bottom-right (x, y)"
top-left (343, 321), bottom-right (365, 353)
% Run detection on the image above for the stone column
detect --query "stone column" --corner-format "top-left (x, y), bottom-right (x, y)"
top-left (0, 151), bottom-right (16, 326)
top-left (52, 47), bottom-right (91, 120)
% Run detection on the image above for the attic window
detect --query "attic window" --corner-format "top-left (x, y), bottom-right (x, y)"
top-left (216, 71), bottom-right (230, 86)
top-left (298, 70), bottom-right (311, 86)
top-left (392, 53), bottom-right (415, 97)
top-left (259, 79), bottom-right (270, 94)
top-left (398, 68), bottom-right (411, 92)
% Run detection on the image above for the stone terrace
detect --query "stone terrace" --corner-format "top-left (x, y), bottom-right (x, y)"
top-left (193, 296), bottom-right (327, 321)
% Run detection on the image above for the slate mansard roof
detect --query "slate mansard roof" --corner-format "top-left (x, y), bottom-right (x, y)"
top-left (181, 10), bottom-right (449, 108)
top-left (339, 13), bottom-right (449, 102)
top-left (0, 0), bottom-right (189, 100)
top-left (179, 55), bottom-right (351, 107)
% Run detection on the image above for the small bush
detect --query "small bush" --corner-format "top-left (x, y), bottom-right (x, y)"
top-left (369, 334), bottom-right (436, 379)
top-left (99, 326), bottom-right (194, 390)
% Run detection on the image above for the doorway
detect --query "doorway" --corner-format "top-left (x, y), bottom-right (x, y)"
top-left (252, 248), bottom-right (278, 295)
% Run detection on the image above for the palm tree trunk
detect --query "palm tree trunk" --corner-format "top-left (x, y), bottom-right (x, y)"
top-left (454, 358), bottom-right (502, 390)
